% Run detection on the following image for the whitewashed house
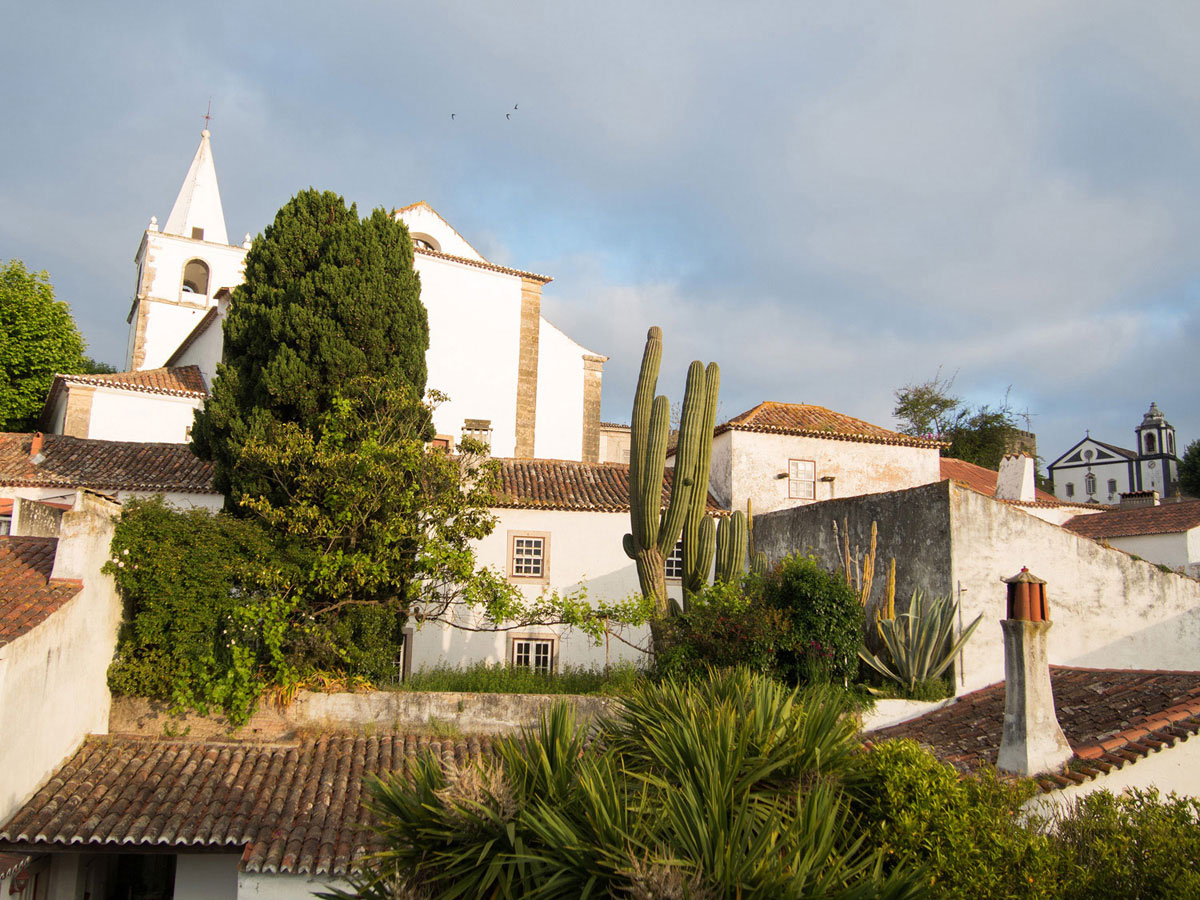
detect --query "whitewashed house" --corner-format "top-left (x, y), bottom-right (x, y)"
top-left (1064, 498), bottom-right (1200, 577)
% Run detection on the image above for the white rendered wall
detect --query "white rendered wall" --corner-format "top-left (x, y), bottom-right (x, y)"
top-left (0, 498), bottom-right (121, 824)
top-left (414, 254), bottom-right (522, 456)
top-left (534, 318), bottom-right (590, 461)
top-left (1105, 531), bottom-right (1195, 571)
top-left (85, 389), bottom-right (202, 443)
top-left (175, 855), bottom-right (240, 900)
top-left (408, 507), bottom-right (676, 672)
top-left (1052, 455), bottom-right (1132, 504)
top-left (947, 486), bottom-right (1200, 693)
top-left (719, 430), bottom-right (941, 516)
top-left (169, 308), bottom-right (226, 390)
top-left (131, 230), bottom-right (246, 370)
top-left (599, 428), bottom-right (631, 464)
top-left (397, 205), bottom-right (485, 260)
top-left (237, 872), bottom-right (351, 899)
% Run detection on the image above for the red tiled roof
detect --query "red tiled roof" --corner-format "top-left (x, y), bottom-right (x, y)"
top-left (714, 402), bottom-right (945, 449)
top-left (1064, 499), bottom-right (1200, 539)
top-left (413, 246), bottom-right (551, 284)
top-left (938, 457), bottom-right (1089, 509)
top-left (55, 366), bottom-right (208, 398)
top-left (0, 537), bottom-right (82, 648)
top-left (865, 667), bottom-right (1200, 793)
top-left (0, 433), bottom-right (215, 494)
top-left (0, 733), bottom-right (493, 876)
top-left (492, 458), bottom-right (727, 514)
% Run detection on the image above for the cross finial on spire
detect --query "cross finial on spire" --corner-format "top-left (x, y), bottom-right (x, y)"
top-left (203, 100), bottom-right (213, 133)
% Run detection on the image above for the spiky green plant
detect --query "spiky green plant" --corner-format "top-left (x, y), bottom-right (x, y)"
top-left (714, 510), bottom-right (748, 584)
top-left (858, 590), bottom-right (982, 695)
top-left (622, 327), bottom-right (716, 620)
top-left (329, 669), bottom-right (926, 900)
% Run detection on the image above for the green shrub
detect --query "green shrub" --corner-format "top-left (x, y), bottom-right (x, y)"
top-left (654, 576), bottom-right (798, 680)
top-left (762, 554), bottom-right (864, 685)
top-left (1052, 789), bottom-right (1200, 899)
top-left (850, 739), bottom-right (1056, 899)
top-left (105, 497), bottom-right (302, 722)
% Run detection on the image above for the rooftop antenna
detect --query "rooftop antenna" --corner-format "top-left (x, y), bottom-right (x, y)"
top-left (203, 100), bottom-right (213, 132)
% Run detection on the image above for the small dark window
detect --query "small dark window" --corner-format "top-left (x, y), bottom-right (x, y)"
top-left (1108, 479), bottom-right (1118, 495)
top-left (191, 226), bottom-right (205, 240)
top-left (1145, 433), bottom-right (1157, 453)
top-left (1065, 483), bottom-right (1075, 498)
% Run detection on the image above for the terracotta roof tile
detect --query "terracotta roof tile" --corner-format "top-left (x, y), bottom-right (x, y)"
top-left (414, 246), bottom-right (551, 284)
top-left (0, 537), bottom-right (82, 647)
top-left (491, 458), bottom-right (727, 514)
top-left (0, 733), bottom-right (494, 876)
top-left (57, 366), bottom-right (208, 398)
top-left (938, 457), bottom-right (1094, 509)
top-left (715, 401), bottom-right (945, 449)
top-left (1064, 499), bottom-right (1200, 539)
top-left (865, 666), bottom-right (1200, 793)
top-left (0, 433), bottom-right (215, 494)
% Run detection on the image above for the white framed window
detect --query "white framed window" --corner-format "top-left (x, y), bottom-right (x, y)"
top-left (509, 531), bottom-right (550, 583)
top-left (1108, 479), bottom-right (1118, 496)
top-left (665, 539), bottom-right (684, 580)
top-left (511, 636), bottom-right (556, 674)
top-left (1085, 473), bottom-right (1097, 496)
top-left (788, 459), bottom-right (816, 500)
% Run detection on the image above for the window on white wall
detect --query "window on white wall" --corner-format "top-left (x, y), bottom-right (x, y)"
top-left (788, 459), bottom-right (815, 499)
top-left (1085, 473), bottom-right (1097, 496)
top-left (1107, 479), bottom-right (1118, 496)
top-left (1065, 483), bottom-right (1075, 498)
top-left (511, 636), bottom-right (555, 674)
top-left (182, 259), bottom-right (210, 296)
top-left (509, 532), bottom-right (549, 583)
top-left (665, 540), bottom-right (684, 580)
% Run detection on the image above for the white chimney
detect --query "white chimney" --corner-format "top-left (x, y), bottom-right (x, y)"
top-left (995, 454), bottom-right (1036, 503)
top-left (996, 568), bottom-right (1072, 776)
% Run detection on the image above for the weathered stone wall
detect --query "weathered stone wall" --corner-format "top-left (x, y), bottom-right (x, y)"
top-left (110, 690), bottom-right (620, 740)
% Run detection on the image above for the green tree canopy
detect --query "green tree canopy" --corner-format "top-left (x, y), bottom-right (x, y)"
top-left (894, 372), bottom-right (1024, 470)
top-left (192, 189), bottom-right (429, 505)
top-left (1180, 439), bottom-right (1200, 498)
top-left (0, 259), bottom-right (87, 431)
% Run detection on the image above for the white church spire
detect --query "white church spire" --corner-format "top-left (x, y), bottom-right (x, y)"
top-left (163, 129), bottom-right (229, 246)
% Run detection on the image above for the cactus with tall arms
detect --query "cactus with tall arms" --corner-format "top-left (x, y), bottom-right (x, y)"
top-left (714, 510), bottom-right (748, 584)
top-left (622, 327), bottom-right (715, 619)
top-left (681, 362), bottom-right (721, 600)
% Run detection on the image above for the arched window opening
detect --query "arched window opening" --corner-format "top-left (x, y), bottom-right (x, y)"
top-left (1085, 473), bottom-right (1097, 496)
top-left (411, 232), bottom-right (441, 253)
top-left (182, 259), bottom-right (210, 296)
top-left (1145, 433), bottom-right (1157, 454)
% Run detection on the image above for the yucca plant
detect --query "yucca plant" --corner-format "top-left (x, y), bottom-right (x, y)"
top-left (858, 590), bottom-right (981, 696)
top-left (327, 669), bottom-right (926, 900)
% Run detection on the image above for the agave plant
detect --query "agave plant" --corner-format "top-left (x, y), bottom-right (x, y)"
top-left (859, 590), bottom-right (981, 695)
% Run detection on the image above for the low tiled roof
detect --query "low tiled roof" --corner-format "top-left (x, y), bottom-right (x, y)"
top-left (0, 537), bottom-right (82, 648)
top-left (939, 457), bottom-right (1092, 509)
top-left (714, 402), bottom-right (945, 449)
top-left (0, 733), bottom-right (494, 876)
top-left (0, 433), bottom-right (215, 494)
top-left (55, 366), bottom-right (208, 398)
top-left (865, 667), bottom-right (1200, 793)
top-left (492, 458), bottom-right (727, 514)
top-left (1064, 499), bottom-right (1200, 539)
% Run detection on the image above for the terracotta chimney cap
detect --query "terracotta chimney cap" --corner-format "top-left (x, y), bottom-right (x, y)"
top-left (1003, 567), bottom-right (1046, 585)
top-left (29, 432), bottom-right (45, 464)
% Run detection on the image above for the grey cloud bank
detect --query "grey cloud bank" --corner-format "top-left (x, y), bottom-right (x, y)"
top-left (1, 1), bottom-right (1196, 463)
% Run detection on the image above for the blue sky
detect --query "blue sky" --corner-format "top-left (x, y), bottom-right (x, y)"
top-left (2, 1), bottom-right (1196, 464)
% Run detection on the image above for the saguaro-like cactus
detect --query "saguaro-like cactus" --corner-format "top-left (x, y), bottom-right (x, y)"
top-left (714, 510), bottom-right (748, 584)
top-left (622, 327), bottom-right (713, 619)
top-left (681, 362), bottom-right (721, 600)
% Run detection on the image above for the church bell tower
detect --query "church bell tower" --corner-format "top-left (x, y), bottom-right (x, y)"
top-left (125, 128), bottom-right (250, 370)
top-left (1134, 402), bottom-right (1180, 498)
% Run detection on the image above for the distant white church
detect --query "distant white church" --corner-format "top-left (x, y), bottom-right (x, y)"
top-left (50, 129), bottom-right (607, 462)
top-left (1047, 402), bottom-right (1182, 504)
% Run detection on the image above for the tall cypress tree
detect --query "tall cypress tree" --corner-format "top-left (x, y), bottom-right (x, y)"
top-left (193, 189), bottom-right (429, 505)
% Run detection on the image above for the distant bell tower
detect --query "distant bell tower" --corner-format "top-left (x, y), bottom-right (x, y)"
top-left (126, 127), bottom-right (251, 370)
top-left (1134, 402), bottom-right (1180, 498)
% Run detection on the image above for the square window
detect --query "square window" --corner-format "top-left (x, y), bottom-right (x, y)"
top-left (788, 459), bottom-right (816, 500)
top-left (509, 532), bottom-right (549, 582)
top-left (1065, 483), bottom-right (1075, 498)
top-left (665, 539), bottom-right (684, 580)
top-left (512, 637), bottom-right (555, 674)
